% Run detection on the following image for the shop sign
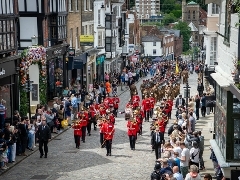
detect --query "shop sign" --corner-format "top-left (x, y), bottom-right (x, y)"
top-left (69, 49), bottom-right (75, 56)
top-left (80, 35), bottom-right (94, 46)
top-left (0, 68), bottom-right (5, 76)
top-left (96, 55), bottom-right (105, 65)
top-left (53, 49), bottom-right (62, 55)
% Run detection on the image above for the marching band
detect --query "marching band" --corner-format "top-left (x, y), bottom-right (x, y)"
top-left (70, 63), bottom-right (182, 157)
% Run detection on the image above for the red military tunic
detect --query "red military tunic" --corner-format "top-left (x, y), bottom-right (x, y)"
top-left (109, 113), bottom-right (115, 124)
top-left (102, 122), bottom-right (115, 140)
top-left (72, 123), bottom-right (82, 136)
top-left (81, 111), bottom-right (89, 127)
top-left (156, 119), bottom-right (166, 134)
top-left (99, 106), bottom-right (107, 116)
top-left (113, 97), bottom-right (120, 109)
top-left (99, 120), bottom-right (106, 133)
top-left (142, 98), bottom-right (151, 111)
top-left (108, 97), bottom-right (114, 108)
top-left (149, 97), bottom-right (155, 109)
top-left (127, 121), bottom-right (139, 136)
top-left (132, 95), bottom-right (140, 108)
top-left (89, 105), bottom-right (96, 118)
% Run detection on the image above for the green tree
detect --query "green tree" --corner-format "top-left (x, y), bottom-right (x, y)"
top-left (162, 0), bottom-right (176, 14)
top-left (173, 21), bottom-right (191, 52)
top-left (171, 10), bottom-right (182, 18)
top-left (163, 13), bottom-right (177, 25)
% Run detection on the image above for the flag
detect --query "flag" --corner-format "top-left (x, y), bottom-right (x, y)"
top-left (175, 62), bottom-right (179, 74)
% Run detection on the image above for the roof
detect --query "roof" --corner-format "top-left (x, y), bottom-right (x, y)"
top-left (188, 22), bottom-right (198, 32)
top-left (168, 29), bottom-right (181, 37)
top-left (187, 1), bottom-right (198, 5)
top-left (142, 36), bottom-right (161, 42)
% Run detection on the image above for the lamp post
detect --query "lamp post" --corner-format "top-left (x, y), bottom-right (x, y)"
top-left (24, 72), bottom-right (33, 119)
top-left (183, 80), bottom-right (191, 117)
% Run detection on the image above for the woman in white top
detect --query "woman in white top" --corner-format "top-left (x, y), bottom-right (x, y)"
top-left (189, 141), bottom-right (200, 168)
top-left (124, 73), bottom-right (129, 85)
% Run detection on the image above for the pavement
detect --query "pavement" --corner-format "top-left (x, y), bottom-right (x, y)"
top-left (0, 73), bottom-right (216, 180)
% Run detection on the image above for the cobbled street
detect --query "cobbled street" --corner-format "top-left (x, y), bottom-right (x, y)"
top-left (1, 73), bottom-right (199, 180)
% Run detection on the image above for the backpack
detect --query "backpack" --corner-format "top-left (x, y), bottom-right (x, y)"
top-left (151, 170), bottom-right (161, 180)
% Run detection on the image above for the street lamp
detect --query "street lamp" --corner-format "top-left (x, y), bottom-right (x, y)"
top-left (183, 80), bottom-right (191, 116)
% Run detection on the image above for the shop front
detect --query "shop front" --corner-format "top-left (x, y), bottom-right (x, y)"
top-left (46, 44), bottom-right (68, 100)
top-left (96, 54), bottom-right (105, 83)
top-left (67, 52), bottom-right (87, 89)
top-left (87, 54), bottom-right (96, 89)
top-left (0, 56), bottom-right (20, 123)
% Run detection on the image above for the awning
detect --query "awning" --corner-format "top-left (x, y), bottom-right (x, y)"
top-left (210, 72), bottom-right (233, 88)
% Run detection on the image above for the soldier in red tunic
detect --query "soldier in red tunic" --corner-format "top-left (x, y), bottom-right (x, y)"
top-left (71, 120), bottom-right (82, 149)
top-left (98, 117), bottom-right (106, 148)
top-left (127, 118), bottom-right (139, 150)
top-left (113, 95), bottom-right (120, 117)
top-left (142, 95), bottom-right (151, 122)
top-left (78, 109), bottom-right (88, 143)
top-left (149, 94), bottom-right (156, 118)
top-left (102, 118), bottom-right (115, 156)
top-left (107, 109), bottom-right (115, 124)
top-left (135, 109), bottom-right (143, 135)
top-left (88, 102), bottom-right (98, 133)
top-left (132, 94), bottom-right (140, 110)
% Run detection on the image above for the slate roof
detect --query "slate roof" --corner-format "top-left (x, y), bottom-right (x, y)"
top-left (141, 36), bottom-right (161, 42)
top-left (188, 22), bottom-right (198, 32)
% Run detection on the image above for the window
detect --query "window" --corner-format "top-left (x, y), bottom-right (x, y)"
top-left (76, 0), bottom-right (79, 11)
top-left (224, 0), bottom-right (231, 44)
top-left (76, 27), bottom-right (79, 49)
top-left (70, 28), bottom-right (73, 47)
top-left (98, 32), bottom-right (102, 46)
top-left (210, 37), bottom-right (217, 65)
top-left (69, 0), bottom-right (73, 11)
top-left (84, 0), bottom-right (87, 11)
top-left (153, 42), bottom-right (156, 46)
top-left (89, 0), bottom-right (93, 11)
top-left (212, 3), bottom-right (219, 14)
top-left (233, 118), bottom-right (240, 160)
top-left (98, 10), bottom-right (101, 25)
top-left (84, 25), bottom-right (87, 35)
top-left (86, 0), bottom-right (89, 10)
top-left (188, 10), bottom-right (191, 19)
top-left (153, 49), bottom-right (156, 55)
top-left (214, 106), bottom-right (226, 158)
top-left (193, 11), bottom-right (195, 19)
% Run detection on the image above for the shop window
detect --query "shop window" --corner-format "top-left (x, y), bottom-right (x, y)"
top-left (214, 106), bottom-right (226, 158)
top-left (234, 119), bottom-right (240, 160)
top-left (0, 85), bottom-right (11, 118)
top-left (222, 88), bottom-right (227, 110)
top-left (233, 96), bottom-right (240, 114)
top-left (224, 0), bottom-right (231, 45)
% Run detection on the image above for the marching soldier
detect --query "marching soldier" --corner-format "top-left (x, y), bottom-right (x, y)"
top-left (102, 118), bottom-right (115, 156)
top-left (132, 93), bottom-right (141, 110)
top-left (71, 120), bottom-right (82, 149)
top-left (149, 93), bottom-right (155, 118)
top-left (127, 118), bottom-right (139, 150)
top-left (98, 117), bottom-right (106, 148)
top-left (78, 108), bottom-right (88, 142)
top-left (113, 95), bottom-right (120, 117)
top-left (182, 68), bottom-right (189, 84)
top-left (129, 80), bottom-right (138, 98)
top-left (142, 95), bottom-right (151, 122)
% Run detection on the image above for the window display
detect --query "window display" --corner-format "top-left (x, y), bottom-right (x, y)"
top-left (0, 85), bottom-right (11, 118)
top-left (215, 106), bottom-right (226, 158)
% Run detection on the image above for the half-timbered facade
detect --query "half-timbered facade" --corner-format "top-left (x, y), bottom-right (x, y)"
top-left (18, 0), bottom-right (69, 101)
top-left (0, 0), bottom-right (20, 123)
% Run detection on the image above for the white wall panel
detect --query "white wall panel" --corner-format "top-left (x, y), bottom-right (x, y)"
top-left (9, 0), bottom-right (13, 13)
top-left (20, 17), bottom-right (38, 39)
top-left (18, 0), bottom-right (25, 11)
top-left (2, 0), bottom-right (6, 14)
top-left (29, 64), bottom-right (40, 105)
top-left (20, 41), bottom-right (32, 47)
top-left (26, 0), bottom-right (37, 11)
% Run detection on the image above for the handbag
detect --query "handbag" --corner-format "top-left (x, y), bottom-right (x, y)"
top-left (61, 119), bottom-right (68, 128)
top-left (48, 121), bottom-right (54, 127)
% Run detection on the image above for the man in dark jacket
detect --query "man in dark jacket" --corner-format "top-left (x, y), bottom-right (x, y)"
top-left (18, 117), bottom-right (28, 156)
top-left (37, 119), bottom-right (51, 158)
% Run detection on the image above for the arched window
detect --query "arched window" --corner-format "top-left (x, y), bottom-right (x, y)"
top-left (188, 10), bottom-right (191, 19)
top-left (193, 11), bottom-right (196, 19)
